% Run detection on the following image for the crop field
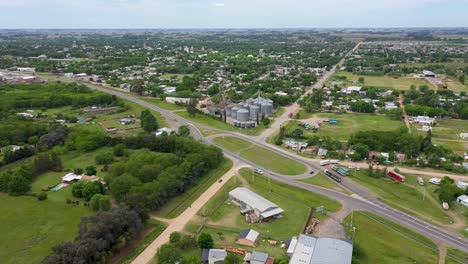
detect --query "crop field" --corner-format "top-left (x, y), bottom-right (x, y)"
top-left (286, 113), bottom-right (404, 141)
top-left (344, 211), bottom-right (439, 264)
top-left (187, 168), bottom-right (341, 259)
top-left (213, 136), bottom-right (307, 175)
top-left (329, 71), bottom-right (434, 90)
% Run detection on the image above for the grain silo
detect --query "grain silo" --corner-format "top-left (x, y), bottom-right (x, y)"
top-left (225, 105), bottom-right (233, 117)
top-left (237, 109), bottom-right (249, 122)
top-left (231, 107), bottom-right (239, 119)
top-left (261, 103), bottom-right (273, 116)
top-left (250, 105), bottom-right (260, 120)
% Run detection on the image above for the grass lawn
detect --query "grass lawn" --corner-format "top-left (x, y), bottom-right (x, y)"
top-left (446, 247), bottom-right (468, 264)
top-left (140, 97), bottom-right (185, 111)
top-left (344, 211), bottom-right (439, 264)
top-left (160, 73), bottom-right (193, 80)
top-left (348, 171), bottom-right (453, 225)
top-left (213, 136), bottom-right (307, 175)
top-left (299, 174), bottom-right (351, 194)
top-left (197, 168), bottom-right (341, 238)
top-left (287, 112), bottom-right (404, 141)
top-left (411, 119), bottom-right (468, 151)
top-left (330, 71), bottom-right (434, 90)
top-left (154, 158), bottom-right (233, 218)
top-left (117, 220), bottom-right (166, 264)
top-left (176, 111), bottom-right (266, 136)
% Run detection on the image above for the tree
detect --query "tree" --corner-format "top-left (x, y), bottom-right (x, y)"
top-left (178, 125), bottom-right (190, 137)
top-left (353, 143), bottom-right (369, 160)
top-left (72, 181), bottom-right (86, 198)
top-left (186, 98), bottom-right (198, 118)
top-left (291, 128), bottom-right (304, 138)
top-left (74, 168), bottom-right (83, 175)
top-left (113, 143), bottom-right (127, 157)
top-left (95, 151), bottom-right (114, 165)
top-left (89, 194), bottom-right (111, 211)
top-left (37, 191), bottom-right (48, 201)
top-left (141, 110), bottom-right (159, 132)
top-left (358, 77), bottom-right (365, 83)
top-left (375, 155), bottom-right (387, 164)
top-left (197, 233), bottom-right (214, 249)
top-left (85, 166), bottom-right (97, 176)
top-left (156, 244), bottom-right (181, 264)
top-left (8, 174), bottom-right (30, 195)
top-left (82, 181), bottom-right (105, 201)
top-left (170, 232), bottom-right (181, 244)
top-left (109, 174), bottom-right (141, 202)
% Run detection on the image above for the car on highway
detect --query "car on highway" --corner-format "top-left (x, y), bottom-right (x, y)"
top-left (254, 168), bottom-right (264, 174)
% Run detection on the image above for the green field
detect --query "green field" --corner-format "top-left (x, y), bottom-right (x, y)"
top-left (330, 71), bottom-right (434, 90)
top-left (446, 247), bottom-right (468, 264)
top-left (154, 158), bottom-right (233, 218)
top-left (213, 136), bottom-right (307, 175)
top-left (288, 113), bottom-right (404, 141)
top-left (412, 119), bottom-right (468, 151)
top-left (141, 97), bottom-right (185, 111)
top-left (344, 211), bottom-right (439, 264)
top-left (190, 168), bottom-right (341, 259)
top-left (160, 73), bottom-right (193, 80)
top-left (0, 148), bottom-right (118, 263)
top-left (176, 111), bottom-right (266, 136)
top-left (348, 171), bottom-right (453, 225)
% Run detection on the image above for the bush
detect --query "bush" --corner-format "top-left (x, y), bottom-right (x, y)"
top-left (89, 194), bottom-right (111, 211)
top-left (82, 181), bottom-right (105, 201)
top-left (95, 151), bottom-right (114, 165)
top-left (37, 191), bottom-right (48, 201)
top-left (113, 144), bottom-right (127, 157)
top-left (170, 232), bottom-right (181, 244)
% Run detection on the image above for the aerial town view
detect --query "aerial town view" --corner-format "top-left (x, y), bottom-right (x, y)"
top-left (0, 1), bottom-right (467, 264)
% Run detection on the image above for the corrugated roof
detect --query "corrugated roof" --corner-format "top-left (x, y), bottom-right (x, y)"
top-left (251, 251), bottom-right (268, 262)
top-left (238, 229), bottom-right (259, 242)
top-left (289, 235), bottom-right (353, 264)
top-left (229, 187), bottom-right (283, 215)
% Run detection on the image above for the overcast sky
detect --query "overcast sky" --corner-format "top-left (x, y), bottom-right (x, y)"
top-left (1, 0), bottom-right (467, 28)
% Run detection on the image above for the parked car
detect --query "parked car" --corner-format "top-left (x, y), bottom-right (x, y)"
top-left (429, 178), bottom-right (441, 185)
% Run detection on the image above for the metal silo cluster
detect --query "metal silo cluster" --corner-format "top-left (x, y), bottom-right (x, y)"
top-left (225, 96), bottom-right (273, 128)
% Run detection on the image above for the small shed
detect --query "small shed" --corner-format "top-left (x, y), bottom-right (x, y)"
top-left (237, 229), bottom-right (259, 247)
top-left (457, 195), bottom-right (468, 207)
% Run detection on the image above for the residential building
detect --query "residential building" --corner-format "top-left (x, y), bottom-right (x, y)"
top-left (229, 187), bottom-right (284, 223)
top-left (250, 251), bottom-right (273, 264)
top-left (165, 97), bottom-right (190, 104)
top-left (237, 229), bottom-right (259, 247)
top-left (155, 127), bottom-right (173, 136)
top-left (456, 181), bottom-right (468, 190)
top-left (62, 173), bottom-right (83, 183)
top-left (456, 195), bottom-right (468, 207)
top-left (384, 102), bottom-right (398, 110)
top-left (201, 249), bottom-right (227, 264)
top-left (289, 235), bottom-right (353, 264)
top-left (423, 70), bottom-right (436, 78)
top-left (414, 116), bottom-right (435, 126)
top-left (459, 133), bottom-right (468, 140)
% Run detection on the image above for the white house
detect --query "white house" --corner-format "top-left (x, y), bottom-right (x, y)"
top-left (456, 195), bottom-right (468, 207)
top-left (384, 102), bottom-right (398, 110)
top-left (457, 181), bottom-right (468, 190)
top-left (165, 97), bottom-right (190, 104)
top-left (17, 67), bottom-right (35, 72)
top-left (459, 133), bottom-right (468, 140)
top-left (155, 127), bottom-right (173, 136)
top-left (62, 173), bottom-right (83, 183)
top-left (414, 116), bottom-right (435, 126)
top-left (274, 91), bottom-right (288, 96)
top-left (341, 86), bottom-right (362, 94)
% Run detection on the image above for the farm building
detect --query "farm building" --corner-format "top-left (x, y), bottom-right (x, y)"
top-left (423, 70), bottom-right (436, 78)
top-left (237, 229), bottom-right (260, 247)
top-left (246, 251), bottom-right (274, 264)
top-left (201, 248), bottom-right (227, 264)
top-left (413, 116), bottom-right (435, 126)
top-left (229, 187), bottom-right (284, 223)
top-left (317, 148), bottom-right (328, 157)
top-left (457, 195), bottom-right (468, 207)
top-left (155, 127), bottom-right (173, 136)
top-left (62, 173), bottom-right (83, 183)
top-left (289, 235), bottom-right (353, 264)
top-left (459, 133), bottom-right (468, 140)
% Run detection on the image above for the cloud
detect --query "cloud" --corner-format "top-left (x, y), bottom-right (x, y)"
top-left (212, 2), bottom-right (225, 7)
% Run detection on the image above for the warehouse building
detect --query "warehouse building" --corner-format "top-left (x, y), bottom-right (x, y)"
top-left (288, 235), bottom-right (353, 264)
top-left (229, 187), bottom-right (284, 223)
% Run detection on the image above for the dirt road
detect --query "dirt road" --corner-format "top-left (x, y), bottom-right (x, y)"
top-left (130, 161), bottom-right (248, 264)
